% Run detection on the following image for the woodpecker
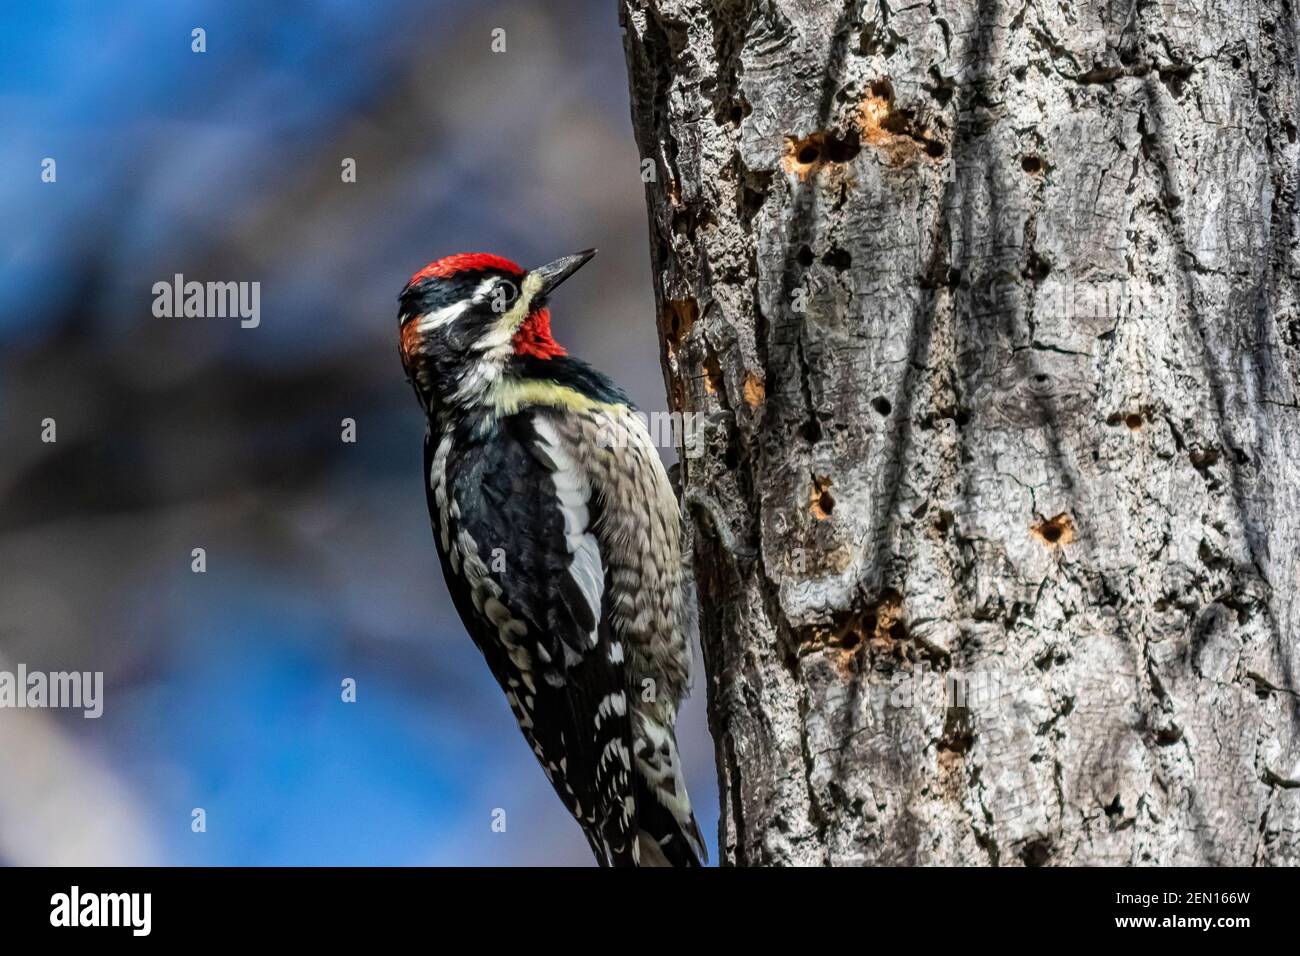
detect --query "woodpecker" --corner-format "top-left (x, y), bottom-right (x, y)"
top-left (398, 249), bottom-right (705, 866)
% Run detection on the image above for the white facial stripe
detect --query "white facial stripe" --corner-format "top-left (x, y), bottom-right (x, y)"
top-left (416, 301), bottom-right (470, 332)
top-left (469, 276), bottom-right (499, 305)
top-left (415, 277), bottom-right (499, 332)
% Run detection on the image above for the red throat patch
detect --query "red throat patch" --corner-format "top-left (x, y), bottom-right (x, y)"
top-left (513, 307), bottom-right (567, 360)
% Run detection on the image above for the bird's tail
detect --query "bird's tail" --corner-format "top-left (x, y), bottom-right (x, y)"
top-left (631, 711), bottom-right (706, 866)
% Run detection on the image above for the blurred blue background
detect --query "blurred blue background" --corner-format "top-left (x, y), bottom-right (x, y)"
top-left (0, 0), bottom-right (718, 865)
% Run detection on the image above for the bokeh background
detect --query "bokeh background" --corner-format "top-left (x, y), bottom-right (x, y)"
top-left (0, 0), bottom-right (718, 865)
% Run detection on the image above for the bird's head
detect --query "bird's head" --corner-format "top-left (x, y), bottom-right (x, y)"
top-left (399, 249), bottom-right (595, 410)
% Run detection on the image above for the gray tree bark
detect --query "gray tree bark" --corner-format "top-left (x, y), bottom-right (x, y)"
top-left (621, 0), bottom-right (1300, 865)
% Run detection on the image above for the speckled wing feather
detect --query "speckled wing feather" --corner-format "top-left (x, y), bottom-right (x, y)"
top-left (424, 413), bottom-right (639, 864)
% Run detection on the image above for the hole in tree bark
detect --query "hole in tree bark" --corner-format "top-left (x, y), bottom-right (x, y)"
top-left (1020, 840), bottom-right (1052, 867)
top-left (703, 350), bottom-right (725, 396)
top-left (925, 68), bottom-right (955, 106)
top-left (739, 169), bottom-right (773, 226)
top-left (810, 475), bottom-right (834, 519)
top-left (663, 297), bottom-right (698, 348)
top-left (858, 78), bottom-right (946, 165)
top-left (940, 691), bottom-right (973, 753)
top-left (783, 130), bottom-right (861, 178)
top-left (823, 130), bottom-right (861, 163)
top-left (822, 246), bottom-right (852, 270)
top-left (1156, 724), bottom-right (1183, 744)
top-left (1190, 446), bottom-right (1220, 472)
top-left (871, 396), bottom-right (892, 416)
top-left (867, 590), bottom-right (905, 646)
top-left (1023, 251), bottom-right (1052, 280)
top-left (1031, 513), bottom-right (1075, 546)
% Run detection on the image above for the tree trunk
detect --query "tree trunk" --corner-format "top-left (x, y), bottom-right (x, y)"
top-left (621, 0), bottom-right (1300, 865)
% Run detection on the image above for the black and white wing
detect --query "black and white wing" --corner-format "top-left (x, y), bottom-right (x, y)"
top-left (424, 412), bottom-right (639, 864)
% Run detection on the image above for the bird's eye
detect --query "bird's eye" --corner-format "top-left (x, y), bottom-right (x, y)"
top-left (490, 280), bottom-right (519, 314)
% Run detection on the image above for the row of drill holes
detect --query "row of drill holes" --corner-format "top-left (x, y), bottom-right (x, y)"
top-left (796, 245), bottom-right (852, 270)
top-left (800, 140), bottom-right (945, 162)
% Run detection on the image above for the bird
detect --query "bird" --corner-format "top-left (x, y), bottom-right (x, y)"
top-left (398, 248), bottom-right (705, 866)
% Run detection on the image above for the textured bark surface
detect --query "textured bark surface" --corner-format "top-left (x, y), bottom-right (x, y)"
top-left (621, 0), bottom-right (1300, 865)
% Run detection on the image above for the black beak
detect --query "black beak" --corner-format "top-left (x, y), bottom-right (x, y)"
top-left (532, 248), bottom-right (596, 298)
